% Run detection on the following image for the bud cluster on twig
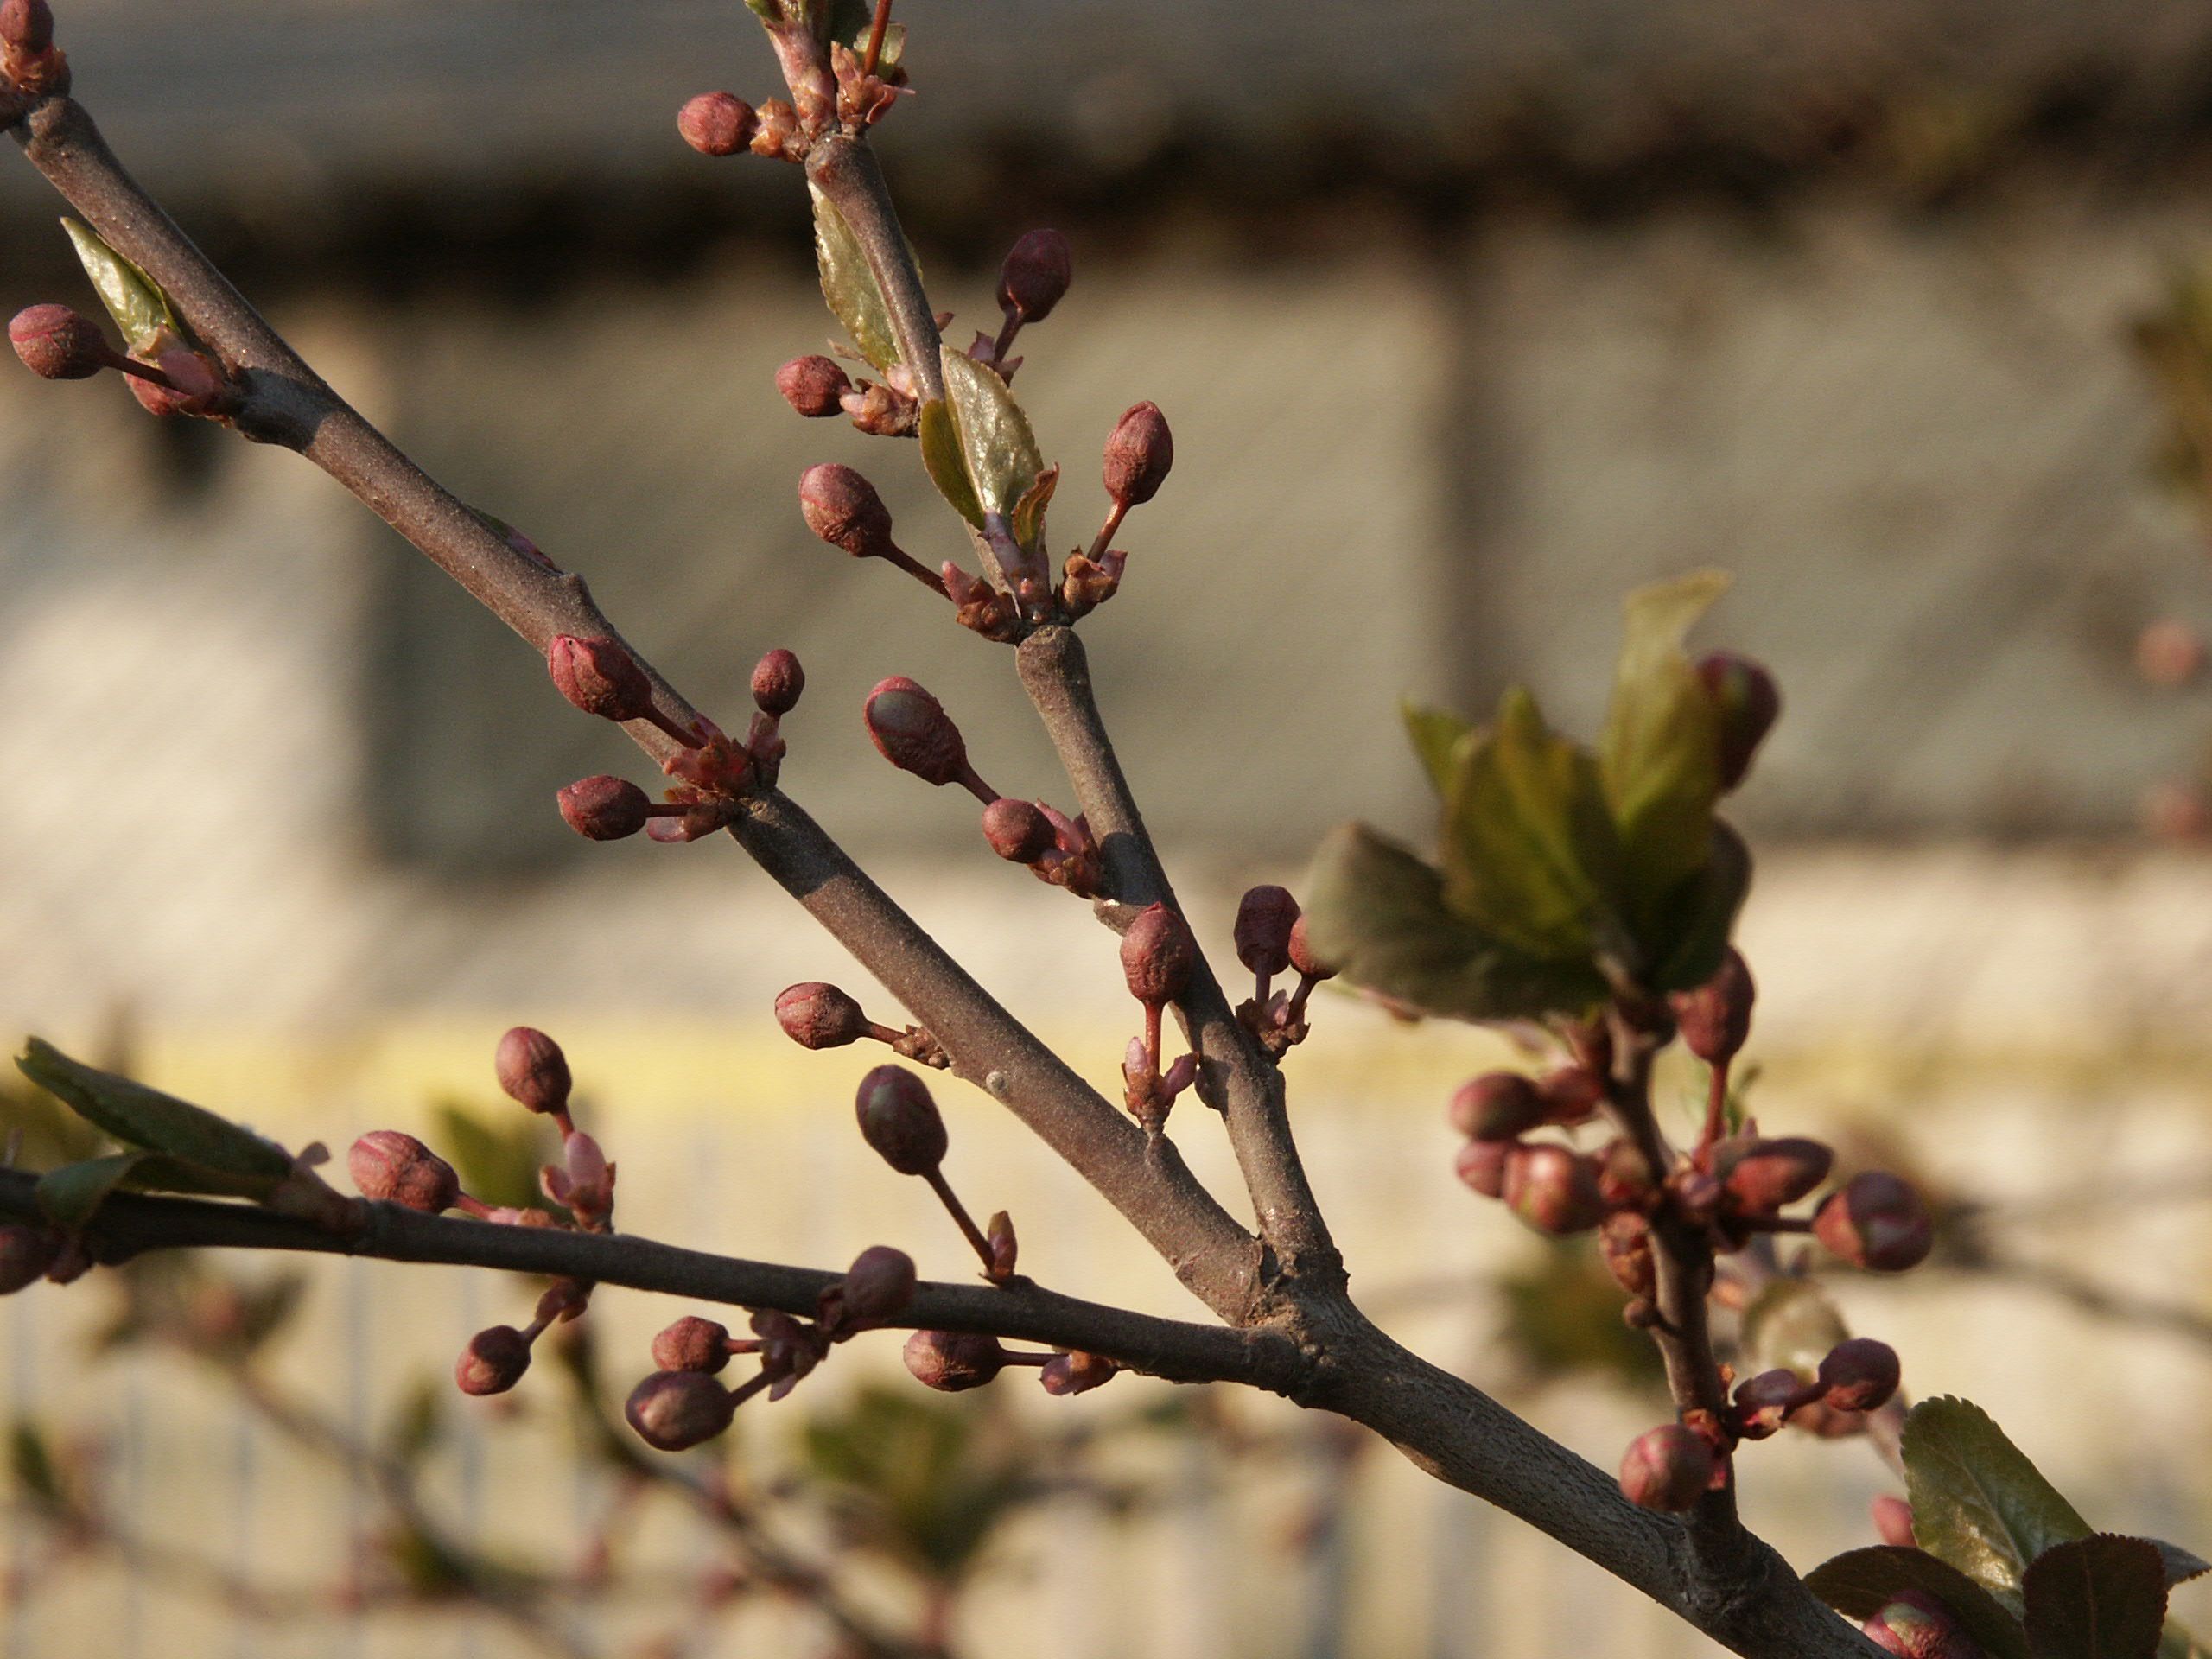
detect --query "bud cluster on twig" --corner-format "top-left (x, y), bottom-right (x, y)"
top-left (1230, 886), bottom-right (1338, 1057)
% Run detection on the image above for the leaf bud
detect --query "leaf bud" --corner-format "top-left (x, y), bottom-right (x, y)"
top-left (854, 1064), bottom-right (947, 1175)
top-left (558, 774), bottom-right (652, 841)
top-left (1447, 1072), bottom-right (1546, 1141)
top-left (1695, 652), bottom-right (1781, 793)
top-left (1453, 1137), bottom-right (1512, 1198)
top-left (1814, 1173), bottom-right (1933, 1273)
top-left (863, 676), bottom-right (968, 786)
top-left (625, 1370), bottom-right (736, 1451)
top-left (836, 1244), bottom-right (917, 1328)
top-left (677, 92), bottom-right (759, 156)
top-left (1041, 1350), bottom-right (1118, 1396)
top-left (0, 1223), bottom-right (57, 1295)
top-left (985, 1210), bottom-right (1018, 1280)
top-left (776, 353), bottom-right (851, 417)
top-left (799, 462), bottom-right (896, 558)
top-left (1598, 1210), bottom-right (1656, 1298)
top-left (1717, 1135), bottom-right (1832, 1213)
top-left (494, 1027), bottom-right (572, 1116)
top-left (10, 303), bottom-right (107, 379)
top-left (1863, 1592), bottom-right (1986, 1659)
top-left (751, 647), bottom-right (804, 715)
top-left (997, 228), bottom-right (1072, 323)
top-left (1103, 402), bottom-right (1173, 509)
top-left (902, 1329), bottom-right (1007, 1392)
top-left (1119, 903), bottom-right (1196, 1006)
top-left (1503, 1144), bottom-right (1605, 1236)
top-left (547, 634), bottom-right (654, 723)
top-left (1872, 1495), bottom-right (1917, 1548)
top-left (982, 798), bottom-right (1057, 864)
top-left (455, 1325), bottom-right (533, 1396)
top-left (1232, 885), bottom-right (1300, 978)
top-left (775, 982), bottom-right (871, 1049)
top-left (652, 1316), bottom-right (732, 1375)
top-left (1286, 914), bottom-right (1336, 981)
top-left (347, 1130), bottom-right (460, 1213)
top-left (1817, 1337), bottom-right (1902, 1413)
top-left (1670, 948), bottom-right (1754, 1067)
top-left (1618, 1424), bottom-right (1717, 1512)
top-left (1, 0), bottom-right (54, 53)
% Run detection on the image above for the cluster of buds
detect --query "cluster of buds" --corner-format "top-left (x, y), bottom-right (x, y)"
top-left (903, 1330), bottom-right (1118, 1397)
top-left (796, 467), bottom-right (1025, 637)
top-left (1120, 904), bottom-right (1200, 1135)
top-left (677, 89), bottom-right (808, 162)
top-left (8, 303), bottom-right (236, 418)
top-left (2, 0), bottom-right (67, 96)
top-left (779, 355), bottom-right (918, 437)
top-left (1062, 403), bottom-right (1173, 621)
top-left (853, 1065), bottom-right (1018, 1282)
top-left (773, 980), bottom-right (949, 1068)
top-left (1229, 886), bottom-right (1337, 1057)
top-left (829, 36), bottom-right (908, 130)
top-left (979, 796), bottom-right (1102, 897)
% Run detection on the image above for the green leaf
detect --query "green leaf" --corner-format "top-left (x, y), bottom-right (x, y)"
top-left (1301, 823), bottom-right (1606, 1022)
top-left (9, 1421), bottom-right (67, 1512)
top-left (810, 186), bottom-right (900, 372)
top-left (17, 1039), bottom-right (292, 1184)
top-left (1401, 701), bottom-right (1470, 797)
top-left (1439, 687), bottom-right (1625, 963)
top-left (1737, 1275), bottom-right (1850, 1382)
top-left (1806, 1547), bottom-right (2030, 1659)
top-left (1599, 569), bottom-right (1730, 921)
top-left (2152, 1544), bottom-right (2212, 1589)
top-left (938, 346), bottom-right (1046, 522)
top-left (1644, 819), bottom-right (1753, 992)
top-left (1010, 463), bottom-right (1058, 557)
top-left (1904, 1397), bottom-right (2094, 1615)
top-left (2024, 1537), bottom-right (2167, 1659)
top-left (35, 1153), bottom-right (150, 1229)
top-left (60, 218), bottom-right (178, 355)
top-left (429, 1102), bottom-right (556, 1216)
top-left (919, 398), bottom-right (985, 529)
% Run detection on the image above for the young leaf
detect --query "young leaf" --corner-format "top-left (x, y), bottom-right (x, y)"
top-left (810, 186), bottom-right (900, 372)
top-left (35, 1153), bottom-right (151, 1230)
top-left (938, 346), bottom-right (1046, 521)
top-left (60, 218), bottom-right (179, 356)
top-left (16, 1039), bottom-right (293, 1184)
top-left (1643, 819), bottom-right (1752, 993)
top-left (1805, 1547), bottom-right (2030, 1659)
top-left (1401, 701), bottom-right (1470, 798)
top-left (919, 398), bottom-right (986, 529)
top-left (2152, 1544), bottom-right (2212, 1589)
top-left (1904, 1397), bottom-right (2094, 1613)
top-left (1010, 463), bottom-right (1058, 556)
top-left (2023, 1537), bottom-right (2167, 1659)
top-left (1737, 1275), bottom-right (1850, 1381)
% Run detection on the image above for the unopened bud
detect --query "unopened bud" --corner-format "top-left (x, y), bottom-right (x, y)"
top-left (1599, 1210), bottom-right (1656, 1298)
top-left (902, 1329), bottom-right (1007, 1392)
top-left (836, 1244), bottom-right (917, 1327)
top-left (347, 1130), bottom-right (460, 1213)
top-left (1863, 1592), bottom-right (1986, 1659)
top-left (1103, 402), bottom-right (1173, 508)
top-left (652, 1316), bottom-right (732, 1375)
top-left (1717, 1135), bottom-right (1832, 1213)
top-left (1232, 885), bottom-right (1300, 978)
top-left (0, 1224), bottom-right (57, 1295)
top-left (775, 982), bottom-right (870, 1049)
top-left (1041, 1350), bottom-right (1117, 1396)
top-left (494, 1027), bottom-right (572, 1116)
top-left (1872, 1495), bottom-right (1917, 1548)
top-left (1120, 904), bottom-right (1196, 1005)
top-left (1670, 948), bottom-right (1754, 1066)
top-left (10, 304), bottom-right (106, 379)
top-left (1447, 1073), bottom-right (1547, 1141)
top-left (997, 229), bottom-right (1072, 323)
top-left (124, 346), bottom-right (227, 418)
top-left (455, 1325), bottom-right (533, 1396)
top-left (777, 354), bottom-right (851, 417)
top-left (547, 634), bottom-right (654, 723)
top-left (558, 774), bottom-right (652, 841)
top-left (1814, 1173), bottom-right (1933, 1273)
top-left (1733, 1368), bottom-right (1810, 1437)
top-left (1503, 1145), bottom-right (1605, 1235)
top-left (1618, 1424), bottom-right (1717, 1512)
top-left (747, 647), bottom-right (805, 716)
top-left (1696, 652), bottom-right (1781, 793)
top-left (982, 798), bottom-right (1056, 863)
top-left (626, 1370), bottom-right (736, 1451)
top-left (864, 676), bottom-right (968, 786)
top-left (677, 92), bottom-right (759, 156)
top-left (1535, 1065), bottom-right (1605, 1126)
top-left (1, 0), bottom-right (54, 53)
top-left (1595, 1137), bottom-right (1656, 1208)
top-left (1286, 914), bottom-right (1335, 981)
top-left (799, 463), bottom-right (896, 558)
top-left (855, 1064), bottom-right (947, 1174)
top-left (985, 1210), bottom-right (1018, 1279)
top-left (1453, 1137), bottom-right (1513, 1198)
top-left (1817, 1338), bottom-right (1902, 1413)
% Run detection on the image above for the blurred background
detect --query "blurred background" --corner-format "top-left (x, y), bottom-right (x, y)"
top-left (6, 0), bottom-right (2212, 1654)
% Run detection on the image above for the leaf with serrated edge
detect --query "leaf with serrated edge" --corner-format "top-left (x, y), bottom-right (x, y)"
top-left (1402, 702), bottom-right (1470, 798)
top-left (17, 1039), bottom-right (292, 1184)
top-left (1805, 1547), bottom-right (2029, 1659)
top-left (60, 219), bottom-right (178, 356)
top-left (939, 346), bottom-right (1046, 522)
top-left (2152, 1544), bottom-right (2212, 1589)
top-left (2024, 1537), bottom-right (2166, 1659)
top-left (1904, 1397), bottom-right (2094, 1615)
top-left (810, 187), bottom-right (899, 372)
top-left (919, 399), bottom-right (985, 529)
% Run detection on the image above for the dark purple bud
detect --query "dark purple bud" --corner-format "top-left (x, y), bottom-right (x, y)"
top-left (1815, 1173), bottom-right (1934, 1273)
top-left (837, 1245), bottom-right (917, 1327)
top-left (775, 982), bottom-right (870, 1050)
top-left (777, 354), bottom-right (852, 417)
top-left (1503, 1144), bottom-right (1605, 1236)
top-left (1818, 1338), bottom-right (1902, 1413)
top-left (1733, 1367), bottom-right (1810, 1437)
top-left (1872, 1495), bottom-right (1917, 1548)
top-left (751, 647), bottom-right (805, 715)
top-left (1618, 1424), bottom-right (1717, 1512)
top-left (1863, 1592), bottom-right (1986, 1659)
top-left (626, 1370), bottom-right (736, 1451)
top-left (1286, 914), bottom-right (1336, 981)
top-left (997, 229), bottom-right (1072, 323)
top-left (547, 634), bottom-right (655, 723)
top-left (863, 676), bottom-right (968, 786)
top-left (902, 1329), bottom-right (1007, 1392)
top-left (1598, 1210), bottom-right (1656, 1298)
top-left (347, 1130), bottom-right (460, 1213)
top-left (982, 798), bottom-right (1056, 863)
top-left (1040, 1351), bottom-right (1117, 1396)
top-left (455, 1325), bottom-right (533, 1396)
top-left (1, 0), bottom-right (54, 53)
top-left (1535, 1065), bottom-right (1605, 1126)
top-left (1670, 948), bottom-right (1754, 1066)
top-left (677, 92), bottom-right (759, 156)
top-left (0, 1223), bottom-right (57, 1295)
top-left (1453, 1137), bottom-right (1513, 1198)
top-left (1696, 652), bottom-right (1781, 793)
top-left (10, 304), bottom-right (106, 379)
top-left (985, 1210), bottom-right (1017, 1280)
top-left (1447, 1072), bottom-right (1547, 1141)
top-left (1717, 1135), bottom-right (1833, 1213)
top-left (855, 1064), bottom-right (947, 1175)
top-left (1103, 402), bottom-right (1173, 509)
top-left (558, 774), bottom-right (652, 841)
top-left (1120, 904), bottom-right (1196, 1005)
top-left (652, 1316), bottom-right (732, 1375)
top-left (1233, 885), bottom-right (1300, 978)
top-left (799, 463), bottom-right (896, 559)
top-left (494, 1027), bottom-right (572, 1116)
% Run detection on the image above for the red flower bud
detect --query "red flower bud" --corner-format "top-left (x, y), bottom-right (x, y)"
top-left (799, 463), bottom-right (896, 558)
top-left (0, 1223), bottom-right (57, 1295)
top-left (776, 354), bottom-right (852, 417)
top-left (1817, 1338), bottom-right (1902, 1413)
top-left (347, 1130), bottom-right (460, 1213)
top-left (1503, 1144), bottom-right (1605, 1235)
top-left (1618, 1424), bottom-right (1717, 1512)
top-left (751, 647), bottom-right (805, 715)
top-left (547, 634), bottom-right (654, 723)
top-left (902, 1329), bottom-right (1007, 1392)
top-left (855, 1064), bottom-right (947, 1174)
top-left (1454, 1137), bottom-right (1513, 1198)
top-left (1717, 1135), bottom-right (1832, 1213)
top-left (626, 1370), bottom-right (736, 1451)
top-left (863, 676), bottom-right (968, 786)
top-left (997, 228), bottom-right (1072, 323)
top-left (455, 1325), bottom-right (533, 1396)
top-left (1733, 1367), bottom-right (1811, 1437)
top-left (982, 798), bottom-right (1056, 863)
top-left (1286, 914), bottom-right (1335, 981)
top-left (652, 1316), bottom-right (732, 1375)
top-left (1863, 1592), bottom-right (1985, 1659)
top-left (1695, 652), bottom-right (1780, 793)
top-left (1103, 402), bottom-right (1173, 508)
top-left (1535, 1065), bottom-right (1605, 1126)
top-left (775, 982), bottom-right (870, 1049)
top-left (558, 774), bottom-right (652, 841)
top-left (1872, 1495), bottom-right (1917, 1548)
top-left (1447, 1072), bottom-right (1547, 1141)
top-left (1232, 885), bottom-right (1300, 978)
top-left (1671, 948), bottom-right (1754, 1066)
top-left (494, 1027), bottom-right (572, 1116)
top-left (10, 304), bottom-right (106, 379)
top-left (1814, 1173), bottom-right (1933, 1273)
top-left (677, 92), bottom-right (759, 156)
top-left (836, 1244), bottom-right (917, 1328)
top-left (1040, 1350), bottom-right (1117, 1396)
top-left (1, 0), bottom-right (54, 53)
top-left (1120, 904), bottom-right (1196, 1005)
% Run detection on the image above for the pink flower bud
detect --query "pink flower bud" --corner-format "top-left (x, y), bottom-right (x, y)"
top-left (1232, 885), bottom-right (1300, 978)
top-left (863, 676), bottom-right (968, 786)
top-left (347, 1130), bottom-right (460, 1213)
top-left (985, 1210), bottom-right (1018, 1280)
top-left (982, 798), bottom-right (1057, 864)
top-left (1863, 1592), bottom-right (1985, 1659)
top-left (1872, 1495), bottom-right (1916, 1548)
top-left (1717, 1135), bottom-right (1832, 1213)
top-left (1503, 1144), bottom-right (1605, 1236)
top-left (1286, 914), bottom-right (1336, 981)
top-left (558, 774), bottom-right (652, 840)
top-left (494, 1027), bottom-right (572, 1116)
top-left (1041, 1351), bottom-right (1117, 1396)
top-left (997, 228), bottom-right (1072, 323)
top-left (1103, 402), bottom-right (1173, 508)
top-left (10, 304), bottom-right (106, 379)
top-left (1817, 1338), bottom-right (1902, 1413)
top-left (563, 1129), bottom-right (612, 1216)
top-left (1453, 1137), bottom-right (1513, 1198)
top-left (652, 1315), bottom-right (732, 1375)
top-left (1814, 1173), bottom-right (1933, 1273)
top-left (125, 346), bottom-right (227, 418)
top-left (751, 647), bottom-right (805, 715)
top-left (1535, 1065), bottom-right (1605, 1126)
top-left (775, 982), bottom-right (871, 1049)
top-left (836, 1244), bottom-right (917, 1328)
top-left (1618, 1424), bottom-right (1717, 1512)
top-left (776, 354), bottom-right (851, 417)
top-left (1447, 1073), bottom-right (1547, 1141)
top-left (855, 1064), bottom-right (947, 1174)
top-left (1, 0), bottom-right (54, 53)
top-left (1670, 948), bottom-right (1754, 1066)
top-left (1695, 652), bottom-right (1780, 793)
top-left (902, 1329), bottom-right (1007, 1392)
top-left (677, 92), bottom-right (759, 156)
top-left (0, 1223), bottom-right (57, 1295)
top-left (547, 634), bottom-right (655, 723)
top-left (455, 1325), bottom-right (533, 1396)
top-left (799, 463), bottom-right (896, 558)
top-left (626, 1370), bottom-right (736, 1451)
top-left (1119, 904), bottom-right (1196, 1005)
